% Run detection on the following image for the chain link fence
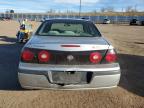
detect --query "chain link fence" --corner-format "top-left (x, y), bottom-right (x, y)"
top-left (0, 13), bottom-right (144, 24)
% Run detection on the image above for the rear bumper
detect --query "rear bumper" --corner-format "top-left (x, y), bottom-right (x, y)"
top-left (18, 63), bottom-right (121, 90)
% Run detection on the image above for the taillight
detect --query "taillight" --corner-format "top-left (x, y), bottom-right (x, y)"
top-left (38, 50), bottom-right (51, 63)
top-left (105, 49), bottom-right (117, 63)
top-left (89, 52), bottom-right (102, 64)
top-left (21, 50), bottom-right (34, 62)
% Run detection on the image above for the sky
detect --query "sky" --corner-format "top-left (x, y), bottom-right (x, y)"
top-left (0, 0), bottom-right (144, 13)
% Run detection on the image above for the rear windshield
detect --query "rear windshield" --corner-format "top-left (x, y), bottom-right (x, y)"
top-left (36, 20), bottom-right (101, 37)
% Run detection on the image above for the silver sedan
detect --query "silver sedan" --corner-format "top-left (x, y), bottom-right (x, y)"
top-left (18, 19), bottom-right (120, 90)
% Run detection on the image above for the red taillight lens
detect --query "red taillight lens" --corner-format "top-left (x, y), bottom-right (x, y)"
top-left (38, 50), bottom-right (51, 63)
top-left (89, 52), bottom-right (102, 64)
top-left (105, 50), bottom-right (117, 63)
top-left (22, 50), bottom-right (34, 62)
top-left (105, 53), bottom-right (117, 63)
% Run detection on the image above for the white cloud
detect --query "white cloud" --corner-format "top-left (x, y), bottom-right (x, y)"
top-left (54, 0), bottom-right (100, 5)
top-left (0, 1), bottom-right (14, 5)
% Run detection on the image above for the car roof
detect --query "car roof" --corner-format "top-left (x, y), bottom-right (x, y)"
top-left (44, 18), bottom-right (92, 23)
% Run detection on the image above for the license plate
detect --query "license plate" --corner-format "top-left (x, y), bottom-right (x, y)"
top-left (50, 71), bottom-right (82, 84)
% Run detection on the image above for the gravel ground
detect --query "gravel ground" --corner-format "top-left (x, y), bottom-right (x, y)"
top-left (0, 21), bottom-right (144, 108)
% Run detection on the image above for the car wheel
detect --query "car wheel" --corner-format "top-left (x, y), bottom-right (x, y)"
top-left (141, 21), bottom-right (144, 26)
top-left (129, 22), bottom-right (132, 25)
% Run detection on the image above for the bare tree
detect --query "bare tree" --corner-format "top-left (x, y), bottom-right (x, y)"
top-left (126, 6), bottom-right (133, 12)
top-left (47, 9), bottom-right (56, 14)
top-left (5, 10), bottom-right (9, 14)
top-left (93, 10), bottom-right (97, 14)
top-left (106, 6), bottom-right (115, 12)
top-left (101, 7), bottom-right (106, 12)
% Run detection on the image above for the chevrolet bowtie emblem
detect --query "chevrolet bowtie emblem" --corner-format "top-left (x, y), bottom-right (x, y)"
top-left (67, 55), bottom-right (74, 61)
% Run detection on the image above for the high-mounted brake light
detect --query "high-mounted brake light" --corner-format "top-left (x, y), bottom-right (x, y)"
top-left (89, 52), bottom-right (102, 64)
top-left (38, 50), bottom-right (51, 63)
top-left (61, 45), bottom-right (80, 47)
top-left (105, 49), bottom-right (117, 63)
top-left (22, 50), bottom-right (34, 62)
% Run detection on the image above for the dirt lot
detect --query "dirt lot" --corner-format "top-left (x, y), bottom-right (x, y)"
top-left (0, 21), bottom-right (144, 108)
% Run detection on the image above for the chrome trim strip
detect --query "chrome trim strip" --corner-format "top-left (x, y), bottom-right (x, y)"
top-left (18, 69), bottom-right (120, 76)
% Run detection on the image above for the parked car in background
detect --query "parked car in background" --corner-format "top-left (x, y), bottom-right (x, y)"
top-left (130, 19), bottom-right (144, 26)
top-left (18, 18), bottom-right (120, 90)
top-left (0, 17), bottom-right (12, 21)
top-left (103, 19), bottom-right (111, 24)
top-left (0, 17), bottom-right (4, 21)
top-left (40, 17), bottom-right (49, 22)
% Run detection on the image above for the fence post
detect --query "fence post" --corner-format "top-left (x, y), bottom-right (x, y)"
top-left (97, 16), bottom-right (100, 24)
top-left (115, 16), bottom-right (118, 24)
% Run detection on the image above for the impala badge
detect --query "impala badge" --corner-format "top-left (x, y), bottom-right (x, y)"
top-left (67, 55), bottom-right (74, 61)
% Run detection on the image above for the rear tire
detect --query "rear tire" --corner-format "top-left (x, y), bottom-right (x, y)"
top-left (141, 21), bottom-right (144, 26)
top-left (130, 22), bottom-right (133, 25)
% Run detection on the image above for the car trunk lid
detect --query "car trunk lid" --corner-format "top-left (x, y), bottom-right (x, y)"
top-left (27, 36), bottom-right (109, 51)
